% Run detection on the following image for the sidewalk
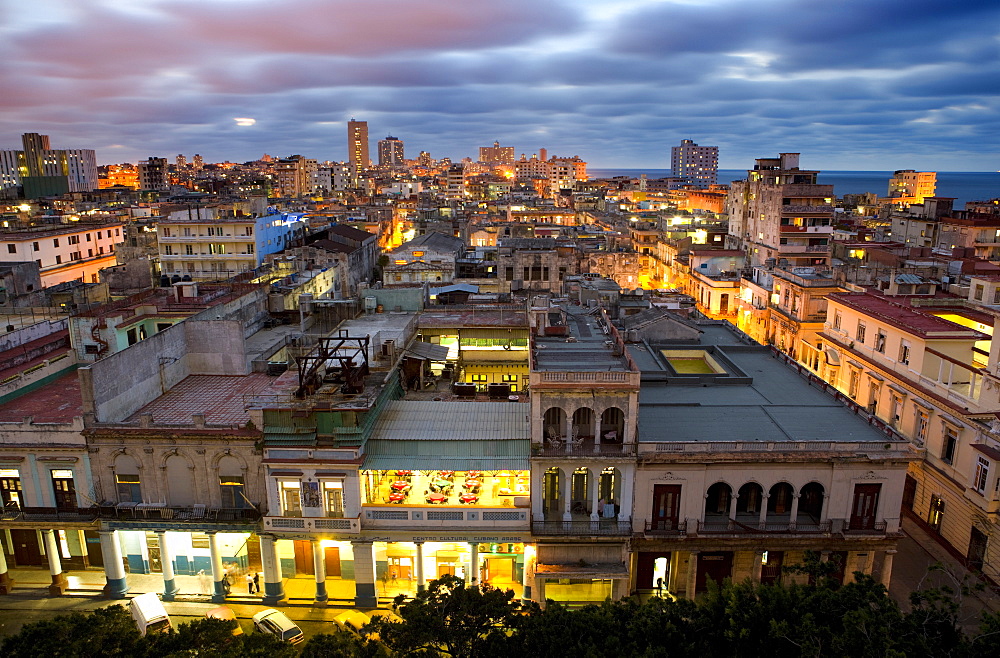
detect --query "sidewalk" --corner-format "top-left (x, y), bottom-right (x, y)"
top-left (889, 515), bottom-right (1000, 629)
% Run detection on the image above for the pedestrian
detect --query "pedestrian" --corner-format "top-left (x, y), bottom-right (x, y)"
top-left (246, 572), bottom-right (255, 594)
top-left (390, 568), bottom-right (398, 585)
top-left (253, 572), bottom-right (260, 595)
top-left (197, 569), bottom-right (209, 594)
top-left (655, 577), bottom-right (664, 597)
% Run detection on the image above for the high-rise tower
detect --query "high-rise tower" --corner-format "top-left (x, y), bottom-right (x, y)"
top-left (378, 136), bottom-right (404, 168)
top-left (348, 120), bottom-right (370, 169)
top-left (671, 139), bottom-right (718, 187)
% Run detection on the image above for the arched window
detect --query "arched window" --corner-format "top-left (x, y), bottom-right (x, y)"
top-left (114, 454), bottom-right (141, 503)
top-left (705, 482), bottom-right (731, 517)
top-left (165, 454), bottom-right (194, 506)
top-left (218, 455), bottom-right (245, 508)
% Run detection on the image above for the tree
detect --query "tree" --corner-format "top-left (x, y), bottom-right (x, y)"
top-left (301, 631), bottom-right (388, 658)
top-left (0, 605), bottom-right (142, 657)
top-left (367, 575), bottom-right (524, 658)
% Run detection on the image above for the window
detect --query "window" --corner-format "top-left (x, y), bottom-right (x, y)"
top-left (874, 330), bottom-right (886, 353)
top-left (164, 245), bottom-right (173, 255)
top-left (185, 245), bottom-right (194, 255)
top-left (116, 473), bottom-right (141, 503)
top-left (856, 322), bottom-right (866, 343)
top-left (161, 227), bottom-right (171, 237)
top-left (470, 374), bottom-right (488, 382)
top-left (55, 255), bottom-right (62, 264)
top-left (0, 469), bottom-right (22, 507)
top-left (848, 368), bottom-right (860, 399)
top-left (833, 311), bottom-right (842, 331)
top-left (899, 341), bottom-right (911, 365)
top-left (247, 243), bottom-right (254, 254)
top-left (6, 244), bottom-right (15, 254)
top-left (994, 288), bottom-right (1000, 305)
top-left (32, 241), bottom-right (39, 251)
top-left (219, 475), bottom-right (246, 508)
top-left (974, 284), bottom-right (984, 301)
top-left (915, 409), bottom-right (929, 443)
top-left (53, 238), bottom-right (59, 247)
top-left (85, 233), bottom-right (92, 242)
top-left (324, 481), bottom-right (344, 518)
top-left (942, 428), bottom-right (958, 465)
top-left (974, 456), bottom-right (990, 494)
top-left (280, 480), bottom-right (302, 516)
top-left (929, 495), bottom-right (944, 532)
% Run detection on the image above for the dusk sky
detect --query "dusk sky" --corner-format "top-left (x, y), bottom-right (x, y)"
top-left (2, 0), bottom-right (998, 171)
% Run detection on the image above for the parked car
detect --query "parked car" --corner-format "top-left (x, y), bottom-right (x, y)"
top-left (252, 608), bottom-right (304, 645)
top-left (333, 610), bottom-right (372, 636)
top-left (130, 592), bottom-right (171, 636)
top-left (205, 606), bottom-right (243, 635)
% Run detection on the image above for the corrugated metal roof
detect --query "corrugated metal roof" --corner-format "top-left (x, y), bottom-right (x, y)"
top-left (895, 273), bottom-right (924, 284)
top-left (362, 453), bottom-right (528, 471)
top-left (430, 283), bottom-right (480, 295)
top-left (369, 401), bottom-right (530, 440)
top-left (405, 342), bottom-right (450, 361)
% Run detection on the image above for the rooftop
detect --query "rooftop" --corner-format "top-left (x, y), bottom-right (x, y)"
top-left (126, 373), bottom-right (274, 427)
top-left (533, 306), bottom-right (634, 372)
top-left (0, 370), bottom-right (82, 423)
top-left (633, 324), bottom-right (907, 444)
top-left (829, 292), bottom-right (988, 339)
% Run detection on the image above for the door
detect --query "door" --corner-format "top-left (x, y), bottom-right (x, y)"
top-left (293, 540), bottom-right (314, 576)
top-left (84, 530), bottom-right (103, 570)
top-left (245, 535), bottom-right (262, 572)
top-left (849, 484), bottom-right (881, 530)
top-left (484, 557), bottom-right (513, 583)
top-left (51, 471), bottom-right (77, 510)
top-left (651, 485), bottom-right (681, 531)
top-left (636, 552), bottom-right (671, 590)
top-left (696, 552), bottom-right (733, 593)
top-left (11, 529), bottom-right (42, 567)
top-left (968, 528), bottom-right (988, 572)
top-left (760, 551), bottom-right (784, 585)
top-left (901, 475), bottom-right (917, 513)
top-left (928, 496), bottom-right (945, 533)
top-left (146, 532), bottom-right (162, 573)
top-left (324, 547), bottom-right (341, 577)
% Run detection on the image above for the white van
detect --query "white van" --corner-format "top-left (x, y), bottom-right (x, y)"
top-left (130, 592), bottom-right (172, 636)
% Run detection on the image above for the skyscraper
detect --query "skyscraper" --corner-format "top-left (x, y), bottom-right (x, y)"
top-left (479, 141), bottom-right (515, 166)
top-left (378, 136), bottom-right (404, 168)
top-left (671, 139), bottom-right (719, 187)
top-left (348, 120), bottom-right (370, 169)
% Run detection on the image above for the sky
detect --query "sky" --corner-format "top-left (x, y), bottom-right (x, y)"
top-left (1, 0), bottom-right (998, 171)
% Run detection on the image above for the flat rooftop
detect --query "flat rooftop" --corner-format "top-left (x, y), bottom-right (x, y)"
top-left (534, 305), bottom-right (632, 372)
top-left (633, 324), bottom-right (900, 443)
top-left (0, 370), bottom-right (82, 423)
top-left (127, 373), bottom-right (275, 426)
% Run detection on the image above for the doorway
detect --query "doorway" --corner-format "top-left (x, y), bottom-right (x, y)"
top-left (293, 540), bottom-right (314, 576)
top-left (324, 546), bottom-right (341, 577)
top-left (760, 551), bottom-right (784, 585)
top-left (11, 529), bottom-right (42, 566)
top-left (968, 528), bottom-right (988, 572)
top-left (696, 552), bottom-right (733, 593)
top-left (902, 475), bottom-right (917, 513)
top-left (484, 557), bottom-right (514, 584)
top-left (84, 530), bottom-right (104, 569)
top-left (850, 484), bottom-right (881, 530)
top-left (651, 485), bottom-right (681, 531)
top-left (51, 470), bottom-right (77, 510)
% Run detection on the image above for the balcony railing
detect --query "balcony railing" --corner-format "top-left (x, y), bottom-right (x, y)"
top-left (845, 520), bottom-right (888, 534)
top-left (96, 504), bottom-right (261, 523)
top-left (644, 520), bottom-right (687, 536)
top-left (2, 506), bottom-right (98, 523)
top-left (695, 518), bottom-right (832, 534)
top-left (362, 506), bottom-right (529, 529)
top-left (534, 442), bottom-right (637, 458)
top-left (262, 515), bottom-right (361, 534)
top-left (531, 518), bottom-right (632, 536)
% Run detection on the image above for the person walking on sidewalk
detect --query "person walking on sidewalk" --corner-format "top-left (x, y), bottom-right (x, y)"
top-left (246, 572), bottom-right (255, 594)
top-left (253, 572), bottom-right (260, 595)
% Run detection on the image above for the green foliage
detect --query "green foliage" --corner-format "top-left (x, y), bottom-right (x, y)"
top-left (0, 606), bottom-right (295, 658)
top-left (301, 631), bottom-right (389, 658)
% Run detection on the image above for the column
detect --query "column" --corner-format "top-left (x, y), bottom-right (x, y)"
top-left (562, 470), bottom-right (572, 522)
top-left (352, 540), bottom-right (377, 608)
top-left (42, 529), bottom-right (67, 596)
top-left (788, 494), bottom-right (800, 530)
top-left (521, 547), bottom-right (533, 601)
top-left (880, 550), bottom-right (896, 588)
top-left (728, 493), bottom-right (738, 521)
top-left (593, 411), bottom-right (601, 448)
top-left (590, 467), bottom-right (601, 521)
top-left (415, 542), bottom-right (425, 593)
top-left (260, 535), bottom-right (285, 605)
top-left (208, 532), bottom-right (226, 603)
top-left (758, 495), bottom-right (769, 529)
top-left (469, 542), bottom-right (479, 585)
top-left (686, 551), bottom-right (699, 599)
top-left (100, 530), bottom-right (128, 598)
top-left (312, 539), bottom-right (327, 603)
top-left (617, 470), bottom-right (633, 524)
top-left (753, 551), bottom-right (765, 583)
top-left (532, 468), bottom-right (546, 519)
top-left (157, 531), bottom-right (178, 601)
top-left (564, 412), bottom-right (573, 453)
top-left (0, 536), bottom-right (13, 594)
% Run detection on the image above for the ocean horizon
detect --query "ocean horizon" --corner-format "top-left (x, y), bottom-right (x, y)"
top-left (588, 168), bottom-right (1000, 210)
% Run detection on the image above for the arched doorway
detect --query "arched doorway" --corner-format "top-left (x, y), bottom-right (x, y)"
top-left (543, 467), bottom-right (562, 519)
top-left (544, 408), bottom-right (566, 444)
top-left (600, 407), bottom-right (624, 443)
top-left (799, 482), bottom-right (825, 526)
top-left (572, 408), bottom-right (594, 441)
top-left (705, 482), bottom-right (732, 526)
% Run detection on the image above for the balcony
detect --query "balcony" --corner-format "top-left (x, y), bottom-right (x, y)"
top-left (781, 204), bottom-right (833, 214)
top-left (362, 506), bottom-right (529, 530)
top-left (643, 520), bottom-right (687, 537)
top-left (96, 504), bottom-right (261, 528)
top-left (779, 224), bottom-right (833, 234)
top-left (262, 515), bottom-right (361, 534)
top-left (533, 441), bottom-right (637, 458)
top-left (843, 520), bottom-right (888, 535)
top-left (531, 517), bottom-right (633, 536)
top-left (694, 518), bottom-right (832, 535)
top-left (2, 505), bottom-right (98, 523)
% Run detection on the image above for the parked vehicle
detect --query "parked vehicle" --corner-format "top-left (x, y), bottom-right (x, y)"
top-left (130, 592), bottom-right (172, 636)
top-left (333, 610), bottom-right (372, 636)
top-left (252, 608), bottom-right (304, 645)
top-left (205, 606), bottom-right (243, 635)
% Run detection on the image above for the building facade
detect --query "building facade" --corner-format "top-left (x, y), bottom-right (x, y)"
top-left (671, 139), bottom-right (719, 187)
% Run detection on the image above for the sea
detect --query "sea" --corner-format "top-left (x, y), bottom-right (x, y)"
top-left (587, 169), bottom-right (1000, 211)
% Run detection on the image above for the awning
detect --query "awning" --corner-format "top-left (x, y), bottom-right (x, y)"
top-left (405, 342), bottom-right (450, 361)
top-left (362, 453), bottom-right (529, 472)
top-left (534, 562), bottom-right (630, 579)
top-left (824, 347), bottom-right (841, 365)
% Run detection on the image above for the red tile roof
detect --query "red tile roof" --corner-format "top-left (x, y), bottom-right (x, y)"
top-left (0, 371), bottom-right (82, 423)
top-left (828, 292), bottom-right (988, 339)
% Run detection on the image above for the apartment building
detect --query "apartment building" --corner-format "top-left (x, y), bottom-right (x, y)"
top-left (273, 156), bottom-right (319, 198)
top-left (726, 153), bottom-right (834, 269)
top-left (157, 210), bottom-right (306, 281)
top-left (0, 220), bottom-right (124, 287)
top-left (819, 287), bottom-right (1000, 585)
top-left (671, 139), bottom-right (719, 187)
top-left (628, 323), bottom-right (908, 597)
top-left (888, 170), bottom-right (937, 206)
